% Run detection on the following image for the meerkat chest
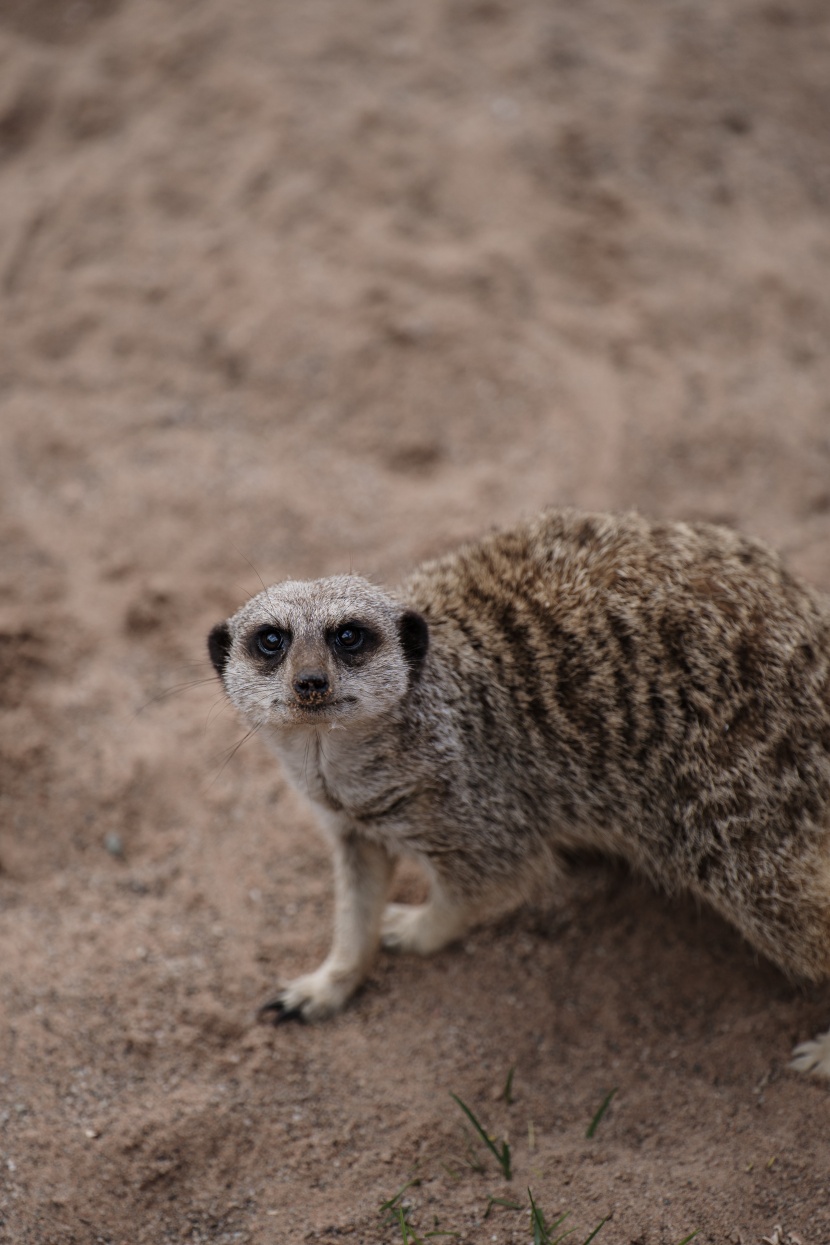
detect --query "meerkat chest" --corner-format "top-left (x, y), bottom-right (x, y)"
top-left (268, 725), bottom-right (407, 821)
top-left (265, 728), bottom-right (328, 806)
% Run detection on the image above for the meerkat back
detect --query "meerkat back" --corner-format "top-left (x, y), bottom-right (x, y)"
top-left (405, 510), bottom-right (830, 967)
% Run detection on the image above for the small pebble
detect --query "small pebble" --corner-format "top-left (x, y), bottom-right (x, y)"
top-left (104, 832), bottom-right (124, 858)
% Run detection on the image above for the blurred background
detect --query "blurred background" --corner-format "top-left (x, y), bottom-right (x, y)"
top-left (2, 2), bottom-right (830, 1242)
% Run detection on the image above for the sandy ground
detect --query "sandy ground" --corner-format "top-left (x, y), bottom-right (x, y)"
top-left (2, 1), bottom-right (830, 1242)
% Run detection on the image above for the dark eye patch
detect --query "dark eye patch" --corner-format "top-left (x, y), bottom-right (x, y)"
top-left (248, 625), bottom-right (291, 663)
top-left (328, 621), bottom-right (380, 665)
top-left (334, 624), bottom-right (364, 651)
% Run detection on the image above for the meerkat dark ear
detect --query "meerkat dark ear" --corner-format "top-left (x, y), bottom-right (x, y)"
top-left (208, 622), bottom-right (232, 678)
top-left (398, 609), bottom-right (429, 677)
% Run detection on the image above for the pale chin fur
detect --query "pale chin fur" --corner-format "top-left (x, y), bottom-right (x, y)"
top-left (270, 701), bottom-right (359, 728)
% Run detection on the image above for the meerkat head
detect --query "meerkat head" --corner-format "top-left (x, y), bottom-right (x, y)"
top-left (207, 575), bottom-right (429, 732)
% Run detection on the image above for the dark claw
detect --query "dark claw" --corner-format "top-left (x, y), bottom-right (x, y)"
top-left (257, 995), bottom-right (306, 1025)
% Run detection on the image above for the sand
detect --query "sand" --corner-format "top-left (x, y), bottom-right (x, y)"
top-left (2, 1), bottom-right (830, 1241)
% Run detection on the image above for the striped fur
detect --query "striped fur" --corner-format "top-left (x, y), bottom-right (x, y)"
top-left (210, 509), bottom-right (830, 1072)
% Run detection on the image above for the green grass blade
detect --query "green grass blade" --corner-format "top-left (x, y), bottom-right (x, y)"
top-left (547, 1211), bottom-right (570, 1232)
top-left (581, 1215), bottom-right (609, 1244)
top-left (502, 1064), bottom-right (516, 1104)
top-left (675, 1234), bottom-right (700, 1245)
top-left (527, 1188), bottom-right (607, 1245)
top-left (484, 1195), bottom-right (522, 1218)
top-left (451, 1094), bottom-right (498, 1161)
top-left (528, 1187), bottom-right (546, 1245)
top-left (528, 1187), bottom-right (568, 1245)
top-left (380, 1177), bottom-right (421, 1213)
top-left (395, 1206), bottom-right (412, 1244)
top-left (586, 1088), bottom-right (618, 1139)
top-left (450, 1093), bottom-right (511, 1179)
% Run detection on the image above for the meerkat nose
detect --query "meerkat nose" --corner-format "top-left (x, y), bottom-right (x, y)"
top-left (293, 670), bottom-right (330, 700)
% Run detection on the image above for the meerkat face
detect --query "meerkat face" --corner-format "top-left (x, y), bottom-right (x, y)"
top-left (207, 575), bottom-right (429, 733)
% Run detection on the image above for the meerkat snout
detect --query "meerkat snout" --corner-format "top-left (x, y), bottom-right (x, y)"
top-left (292, 670), bottom-right (331, 703)
top-left (207, 511), bottom-right (830, 1079)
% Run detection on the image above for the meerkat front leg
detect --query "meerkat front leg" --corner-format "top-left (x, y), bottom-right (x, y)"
top-left (260, 831), bottom-right (393, 1023)
top-left (381, 873), bottom-right (482, 957)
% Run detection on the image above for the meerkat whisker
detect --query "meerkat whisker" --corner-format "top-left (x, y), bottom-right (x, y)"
top-left (135, 676), bottom-right (218, 714)
top-left (207, 723), bottom-right (263, 788)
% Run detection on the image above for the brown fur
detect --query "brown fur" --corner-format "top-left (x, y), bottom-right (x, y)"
top-left (208, 509), bottom-right (830, 1074)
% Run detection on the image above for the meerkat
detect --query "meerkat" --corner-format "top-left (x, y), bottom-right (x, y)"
top-left (207, 509), bottom-right (830, 1076)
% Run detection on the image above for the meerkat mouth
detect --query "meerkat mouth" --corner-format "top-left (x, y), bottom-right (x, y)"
top-left (285, 697), bottom-right (357, 716)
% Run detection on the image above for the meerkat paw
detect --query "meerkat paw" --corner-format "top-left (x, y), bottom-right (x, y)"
top-left (789, 1028), bottom-right (830, 1079)
top-left (258, 964), bottom-right (360, 1024)
top-left (381, 901), bottom-right (465, 956)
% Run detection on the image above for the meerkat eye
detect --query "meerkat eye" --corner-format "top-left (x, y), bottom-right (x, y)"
top-left (334, 625), bottom-right (364, 652)
top-left (255, 626), bottom-right (287, 657)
